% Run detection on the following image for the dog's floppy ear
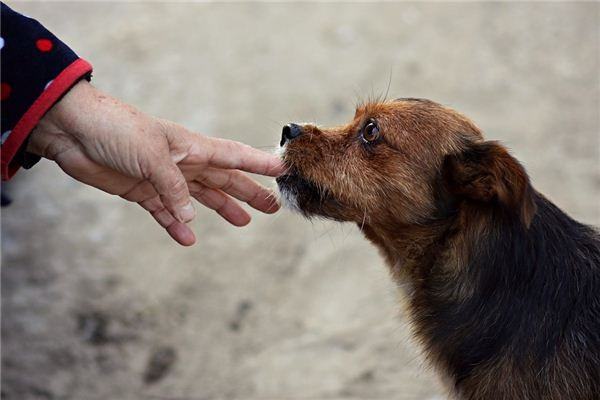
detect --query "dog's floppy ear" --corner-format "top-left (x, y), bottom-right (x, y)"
top-left (442, 141), bottom-right (536, 227)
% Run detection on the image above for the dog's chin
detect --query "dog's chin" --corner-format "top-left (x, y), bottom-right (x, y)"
top-left (276, 173), bottom-right (316, 215)
top-left (276, 174), bottom-right (303, 213)
top-left (276, 172), bottom-right (340, 219)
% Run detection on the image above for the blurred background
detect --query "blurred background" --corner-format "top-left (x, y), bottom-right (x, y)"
top-left (1, 2), bottom-right (598, 399)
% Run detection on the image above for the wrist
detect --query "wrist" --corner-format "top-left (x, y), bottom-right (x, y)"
top-left (27, 79), bottom-right (94, 159)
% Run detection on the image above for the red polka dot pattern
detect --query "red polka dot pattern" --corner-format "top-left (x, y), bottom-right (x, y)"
top-left (36, 38), bottom-right (53, 52)
top-left (1, 83), bottom-right (12, 101)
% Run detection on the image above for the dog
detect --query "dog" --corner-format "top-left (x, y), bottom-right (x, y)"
top-left (276, 98), bottom-right (600, 400)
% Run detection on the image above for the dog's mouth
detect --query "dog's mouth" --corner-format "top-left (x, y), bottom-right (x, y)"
top-left (276, 169), bottom-right (342, 219)
top-left (276, 170), bottom-right (319, 214)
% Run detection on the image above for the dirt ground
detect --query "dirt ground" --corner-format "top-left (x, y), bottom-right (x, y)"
top-left (1, 2), bottom-right (598, 400)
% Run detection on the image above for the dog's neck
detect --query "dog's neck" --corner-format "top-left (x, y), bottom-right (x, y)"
top-left (360, 206), bottom-right (517, 392)
top-left (360, 216), bottom-right (459, 283)
top-left (360, 199), bottom-right (519, 283)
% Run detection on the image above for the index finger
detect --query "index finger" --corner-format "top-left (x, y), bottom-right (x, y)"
top-left (202, 137), bottom-right (284, 177)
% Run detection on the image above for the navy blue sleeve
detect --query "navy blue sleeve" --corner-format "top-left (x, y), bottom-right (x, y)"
top-left (1, 2), bottom-right (93, 179)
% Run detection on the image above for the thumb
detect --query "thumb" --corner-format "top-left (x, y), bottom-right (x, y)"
top-left (148, 160), bottom-right (195, 223)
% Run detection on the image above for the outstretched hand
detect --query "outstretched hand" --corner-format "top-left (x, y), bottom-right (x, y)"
top-left (28, 80), bottom-right (283, 246)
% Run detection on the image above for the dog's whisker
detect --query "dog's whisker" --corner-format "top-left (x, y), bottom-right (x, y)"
top-left (359, 209), bottom-right (368, 232)
top-left (383, 67), bottom-right (393, 103)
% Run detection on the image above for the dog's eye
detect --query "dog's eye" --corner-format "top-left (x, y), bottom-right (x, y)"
top-left (361, 121), bottom-right (380, 143)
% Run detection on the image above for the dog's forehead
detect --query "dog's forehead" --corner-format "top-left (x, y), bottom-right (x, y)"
top-left (353, 102), bottom-right (400, 120)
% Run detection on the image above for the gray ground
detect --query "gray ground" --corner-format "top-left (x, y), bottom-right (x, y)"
top-left (1, 2), bottom-right (599, 400)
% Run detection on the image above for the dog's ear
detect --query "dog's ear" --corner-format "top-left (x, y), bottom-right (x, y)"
top-left (442, 141), bottom-right (536, 227)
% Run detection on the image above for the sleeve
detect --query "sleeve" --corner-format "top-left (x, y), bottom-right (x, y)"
top-left (0, 2), bottom-right (93, 180)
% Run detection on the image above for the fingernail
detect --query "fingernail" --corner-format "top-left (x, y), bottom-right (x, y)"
top-left (179, 202), bottom-right (196, 222)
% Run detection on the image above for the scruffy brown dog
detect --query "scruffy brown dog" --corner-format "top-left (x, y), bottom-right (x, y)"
top-left (276, 98), bottom-right (600, 400)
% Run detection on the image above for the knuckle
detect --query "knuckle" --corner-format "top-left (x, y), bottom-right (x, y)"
top-left (191, 185), bottom-right (208, 197)
top-left (153, 165), bottom-right (188, 201)
top-left (221, 174), bottom-right (235, 192)
top-left (248, 189), bottom-right (263, 205)
top-left (167, 176), bottom-right (188, 198)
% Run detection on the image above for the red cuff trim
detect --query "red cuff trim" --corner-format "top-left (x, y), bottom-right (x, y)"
top-left (1, 58), bottom-right (93, 180)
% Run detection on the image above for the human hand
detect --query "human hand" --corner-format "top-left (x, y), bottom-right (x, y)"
top-left (27, 80), bottom-right (283, 246)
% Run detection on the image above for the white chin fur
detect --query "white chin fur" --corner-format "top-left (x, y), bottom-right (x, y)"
top-left (277, 185), bottom-right (301, 213)
top-left (274, 145), bottom-right (286, 159)
top-left (274, 143), bottom-right (302, 213)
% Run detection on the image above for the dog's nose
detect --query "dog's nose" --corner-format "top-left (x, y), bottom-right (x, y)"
top-left (281, 123), bottom-right (303, 146)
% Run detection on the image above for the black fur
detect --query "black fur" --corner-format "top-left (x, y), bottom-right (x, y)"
top-left (414, 192), bottom-right (600, 398)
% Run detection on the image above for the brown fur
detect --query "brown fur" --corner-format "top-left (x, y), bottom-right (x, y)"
top-left (277, 98), bottom-right (600, 400)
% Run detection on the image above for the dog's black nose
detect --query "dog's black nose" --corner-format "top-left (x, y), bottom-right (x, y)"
top-left (281, 123), bottom-right (303, 146)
